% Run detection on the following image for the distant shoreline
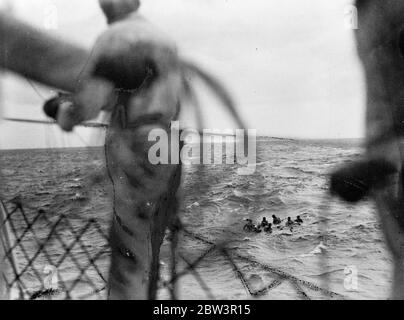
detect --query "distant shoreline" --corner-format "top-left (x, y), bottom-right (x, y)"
top-left (0, 136), bottom-right (364, 151)
top-left (0, 146), bottom-right (104, 152)
top-left (255, 136), bottom-right (363, 147)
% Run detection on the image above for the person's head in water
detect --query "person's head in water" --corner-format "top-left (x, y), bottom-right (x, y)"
top-left (288, 217), bottom-right (292, 221)
top-left (263, 217), bottom-right (267, 222)
top-left (264, 223), bottom-right (272, 232)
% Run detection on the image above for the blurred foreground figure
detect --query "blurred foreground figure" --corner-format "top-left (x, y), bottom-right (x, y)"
top-left (1, 0), bottom-right (242, 299)
top-left (331, 0), bottom-right (404, 299)
top-left (95, 1), bottom-right (182, 299)
top-left (0, 5), bottom-right (91, 300)
top-left (61, 0), bottom-right (242, 299)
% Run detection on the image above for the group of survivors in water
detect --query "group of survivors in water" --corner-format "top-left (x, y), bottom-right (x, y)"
top-left (243, 215), bottom-right (303, 233)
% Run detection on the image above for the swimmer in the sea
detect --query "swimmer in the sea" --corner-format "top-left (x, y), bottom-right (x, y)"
top-left (285, 217), bottom-right (294, 227)
top-left (243, 219), bottom-right (254, 232)
top-left (253, 225), bottom-right (262, 233)
top-left (264, 223), bottom-right (272, 233)
top-left (260, 217), bottom-right (269, 227)
top-left (272, 215), bottom-right (281, 225)
top-left (295, 215), bottom-right (303, 224)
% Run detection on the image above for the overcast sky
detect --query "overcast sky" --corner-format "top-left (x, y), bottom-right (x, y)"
top-left (0, 0), bottom-right (364, 149)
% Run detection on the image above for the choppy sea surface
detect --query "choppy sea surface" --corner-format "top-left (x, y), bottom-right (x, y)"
top-left (0, 138), bottom-right (394, 299)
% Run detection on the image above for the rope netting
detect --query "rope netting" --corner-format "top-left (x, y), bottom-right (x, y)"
top-left (0, 192), bottom-right (343, 300)
top-left (172, 226), bottom-right (343, 300)
top-left (0, 198), bottom-right (109, 300)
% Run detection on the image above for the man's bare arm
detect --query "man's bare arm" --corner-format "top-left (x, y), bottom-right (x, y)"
top-left (0, 12), bottom-right (90, 92)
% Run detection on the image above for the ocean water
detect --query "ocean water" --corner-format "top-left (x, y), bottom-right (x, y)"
top-left (0, 138), bottom-right (394, 299)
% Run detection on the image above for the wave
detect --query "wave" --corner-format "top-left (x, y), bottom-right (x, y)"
top-left (299, 242), bottom-right (328, 257)
top-left (307, 268), bottom-right (345, 277)
top-left (283, 166), bottom-right (324, 176)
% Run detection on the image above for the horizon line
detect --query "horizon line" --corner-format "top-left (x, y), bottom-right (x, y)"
top-left (0, 136), bottom-right (365, 151)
